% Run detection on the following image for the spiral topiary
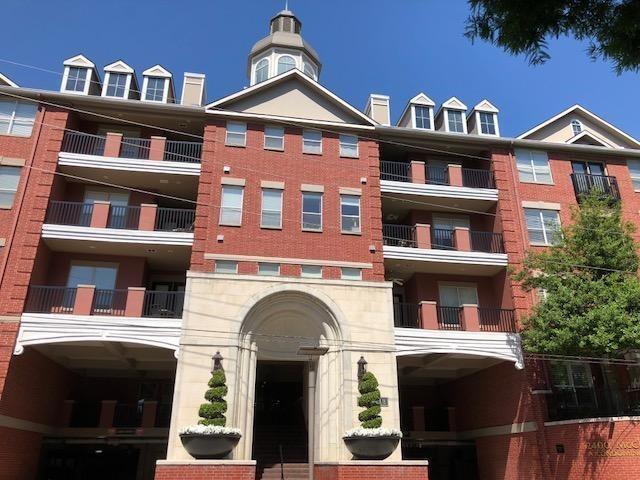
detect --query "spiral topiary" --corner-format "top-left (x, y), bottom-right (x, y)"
top-left (198, 369), bottom-right (228, 427)
top-left (357, 371), bottom-right (382, 429)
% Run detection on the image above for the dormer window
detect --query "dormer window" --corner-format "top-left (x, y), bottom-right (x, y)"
top-left (277, 55), bottom-right (296, 75)
top-left (470, 100), bottom-right (500, 136)
top-left (61, 55), bottom-right (99, 95)
top-left (102, 60), bottom-right (137, 100)
top-left (65, 67), bottom-right (88, 93)
top-left (447, 110), bottom-right (465, 133)
top-left (105, 73), bottom-right (127, 98)
top-left (414, 105), bottom-right (432, 130)
top-left (255, 59), bottom-right (269, 83)
top-left (141, 65), bottom-right (174, 103)
top-left (571, 119), bottom-right (583, 136)
top-left (479, 112), bottom-right (496, 135)
top-left (145, 78), bottom-right (166, 102)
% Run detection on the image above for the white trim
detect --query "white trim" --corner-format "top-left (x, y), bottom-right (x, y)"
top-left (260, 187), bottom-right (283, 229)
top-left (261, 180), bottom-right (284, 189)
top-left (186, 271), bottom-right (388, 289)
top-left (567, 130), bottom-right (613, 147)
top-left (101, 71), bottom-right (132, 99)
top-left (459, 422), bottom-right (537, 439)
top-left (338, 187), bottom-right (362, 195)
top-left (544, 416), bottom-right (640, 427)
top-left (0, 73), bottom-right (19, 88)
top-left (203, 253), bottom-right (372, 269)
top-left (221, 177), bottom-right (246, 186)
top-left (411, 104), bottom-right (435, 131)
top-left (521, 200), bottom-right (561, 210)
top-left (380, 180), bottom-right (499, 202)
top-left (473, 99), bottom-right (499, 113)
top-left (142, 64), bottom-right (172, 78)
top-left (441, 96), bottom-right (467, 110)
top-left (41, 224), bottom-right (194, 246)
top-left (383, 245), bottom-right (508, 267)
top-left (58, 152), bottom-right (200, 176)
top-left (207, 109), bottom-right (375, 131)
top-left (103, 60), bottom-right (134, 74)
top-left (61, 65), bottom-right (93, 96)
top-left (476, 111), bottom-right (500, 137)
top-left (300, 184), bottom-right (324, 192)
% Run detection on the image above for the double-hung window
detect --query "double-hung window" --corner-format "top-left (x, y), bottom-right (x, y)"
top-left (106, 73), bottom-right (128, 98)
top-left (628, 160), bottom-right (640, 191)
top-left (145, 77), bottom-right (166, 102)
top-left (65, 67), bottom-right (88, 92)
top-left (447, 110), bottom-right (465, 133)
top-left (219, 185), bottom-right (244, 226)
top-left (524, 208), bottom-right (561, 246)
top-left (339, 134), bottom-right (358, 158)
top-left (261, 188), bottom-right (283, 228)
top-left (340, 194), bottom-right (361, 233)
top-left (226, 121), bottom-right (247, 147)
top-left (0, 166), bottom-right (21, 208)
top-left (414, 106), bottom-right (431, 129)
top-left (515, 149), bottom-right (552, 184)
top-left (302, 129), bottom-right (322, 154)
top-left (302, 192), bottom-right (322, 231)
top-left (0, 100), bottom-right (37, 137)
top-left (264, 126), bottom-right (284, 150)
top-left (479, 112), bottom-right (496, 135)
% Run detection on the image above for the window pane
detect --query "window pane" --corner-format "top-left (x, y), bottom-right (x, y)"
top-left (339, 134), bottom-right (358, 157)
top-left (261, 189), bottom-right (282, 228)
top-left (220, 186), bottom-right (243, 225)
top-left (447, 110), bottom-right (464, 133)
top-left (66, 67), bottom-right (87, 92)
top-left (258, 263), bottom-right (280, 275)
top-left (340, 195), bottom-right (360, 233)
top-left (414, 106), bottom-right (431, 129)
top-left (264, 126), bottom-right (284, 150)
top-left (215, 260), bottom-right (238, 274)
top-left (0, 166), bottom-right (20, 207)
top-left (629, 160), bottom-right (640, 191)
top-left (255, 59), bottom-right (269, 83)
top-left (341, 268), bottom-right (362, 280)
top-left (301, 265), bottom-right (322, 278)
top-left (277, 56), bottom-right (296, 74)
top-left (145, 77), bottom-right (165, 101)
top-left (302, 192), bottom-right (322, 230)
top-left (226, 122), bottom-right (247, 146)
top-left (516, 149), bottom-right (551, 184)
top-left (303, 130), bottom-right (322, 154)
top-left (107, 73), bottom-right (127, 97)
top-left (479, 112), bottom-right (496, 135)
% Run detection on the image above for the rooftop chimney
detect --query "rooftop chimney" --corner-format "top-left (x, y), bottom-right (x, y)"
top-left (181, 73), bottom-right (206, 107)
top-left (365, 94), bottom-right (390, 126)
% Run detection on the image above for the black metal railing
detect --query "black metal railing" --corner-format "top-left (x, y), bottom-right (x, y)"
top-left (108, 205), bottom-right (141, 229)
top-left (393, 302), bottom-right (420, 328)
top-left (437, 306), bottom-right (463, 330)
top-left (426, 164), bottom-right (449, 186)
top-left (60, 131), bottom-right (106, 156)
top-left (113, 402), bottom-right (143, 428)
top-left (24, 286), bottom-right (76, 313)
top-left (120, 137), bottom-right (151, 159)
top-left (382, 224), bottom-right (417, 247)
top-left (164, 140), bottom-right (202, 163)
top-left (155, 208), bottom-right (195, 232)
top-left (142, 291), bottom-right (185, 318)
top-left (462, 168), bottom-right (495, 189)
top-left (380, 161), bottom-right (410, 182)
top-left (546, 387), bottom-right (640, 422)
top-left (470, 231), bottom-right (505, 253)
top-left (431, 228), bottom-right (454, 250)
top-left (570, 173), bottom-right (621, 202)
top-left (91, 289), bottom-right (128, 316)
top-left (478, 308), bottom-right (517, 332)
top-left (46, 201), bottom-right (93, 226)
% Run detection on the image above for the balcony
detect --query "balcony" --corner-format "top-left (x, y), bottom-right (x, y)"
top-left (545, 387), bottom-right (640, 423)
top-left (65, 399), bottom-right (171, 429)
top-left (380, 160), bottom-right (498, 211)
top-left (570, 173), bottom-right (621, 202)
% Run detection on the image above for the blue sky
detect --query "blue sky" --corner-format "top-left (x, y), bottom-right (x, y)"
top-left (3, 0), bottom-right (639, 138)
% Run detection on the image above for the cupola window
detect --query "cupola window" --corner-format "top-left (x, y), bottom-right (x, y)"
top-left (571, 119), bottom-right (583, 136)
top-left (255, 59), bottom-right (269, 83)
top-left (277, 55), bottom-right (296, 75)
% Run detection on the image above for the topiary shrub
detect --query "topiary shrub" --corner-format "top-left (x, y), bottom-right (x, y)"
top-left (357, 371), bottom-right (382, 429)
top-left (198, 369), bottom-right (228, 427)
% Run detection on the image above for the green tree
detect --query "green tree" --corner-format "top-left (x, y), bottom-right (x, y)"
top-left (357, 371), bottom-right (383, 428)
top-left (466, 0), bottom-right (640, 73)
top-left (516, 192), bottom-right (640, 356)
top-left (198, 369), bottom-right (228, 427)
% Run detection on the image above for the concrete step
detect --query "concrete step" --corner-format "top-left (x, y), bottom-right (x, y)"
top-left (258, 463), bottom-right (310, 480)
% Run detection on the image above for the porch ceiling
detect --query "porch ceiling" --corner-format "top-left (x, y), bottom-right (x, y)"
top-left (397, 353), bottom-right (502, 385)
top-left (385, 257), bottom-right (505, 279)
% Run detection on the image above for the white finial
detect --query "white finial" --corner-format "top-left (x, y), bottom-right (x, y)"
top-left (285, 0), bottom-right (289, 10)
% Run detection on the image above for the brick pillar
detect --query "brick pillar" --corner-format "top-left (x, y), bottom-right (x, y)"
top-left (125, 287), bottom-right (145, 317)
top-left (420, 301), bottom-right (438, 330)
top-left (149, 136), bottom-right (166, 161)
top-left (138, 204), bottom-right (158, 231)
top-left (415, 224), bottom-right (431, 249)
top-left (141, 401), bottom-right (158, 428)
top-left (410, 160), bottom-right (425, 184)
top-left (448, 164), bottom-right (463, 187)
top-left (461, 304), bottom-right (480, 331)
top-left (412, 406), bottom-right (425, 431)
top-left (61, 400), bottom-right (75, 427)
top-left (104, 132), bottom-right (122, 158)
top-left (453, 227), bottom-right (471, 251)
top-left (99, 400), bottom-right (117, 428)
top-left (73, 285), bottom-right (95, 315)
top-left (90, 201), bottom-right (110, 228)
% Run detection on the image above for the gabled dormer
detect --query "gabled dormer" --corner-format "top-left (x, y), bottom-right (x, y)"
top-left (141, 65), bottom-right (175, 103)
top-left (101, 60), bottom-right (139, 100)
top-left (61, 55), bottom-right (101, 95)
top-left (468, 99), bottom-right (500, 136)
top-left (397, 93), bottom-right (435, 130)
top-left (435, 97), bottom-right (467, 134)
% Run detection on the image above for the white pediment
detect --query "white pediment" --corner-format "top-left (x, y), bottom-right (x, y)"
top-left (0, 72), bottom-right (18, 87)
top-left (442, 96), bottom-right (467, 111)
top-left (143, 64), bottom-right (172, 78)
top-left (473, 99), bottom-right (499, 113)
top-left (104, 60), bottom-right (134, 74)
top-left (568, 131), bottom-right (613, 147)
top-left (410, 92), bottom-right (435, 106)
top-left (63, 54), bottom-right (95, 68)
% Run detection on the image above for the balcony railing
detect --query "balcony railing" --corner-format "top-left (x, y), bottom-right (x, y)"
top-left (382, 224), bottom-right (417, 247)
top-left (431, 228), bottom-right (454, 250)
top-left (92, 289), bottom-right (128, 316)
top-left (164, 140), bottom-right (202, 163)
top-left (24, 286), bottom-right (76, 313)
top-left (156, 208), bottom-right (195, 232)
top-left (426, 164), bottom-right (449, 186)
top-left (478, 308), bottom-right (516, 332)
top-left (571, 173), bottom-right (620, 202)
top-left (107, 205), bottom-right (141, 229)
top-left (436, 306), bottom-right (463, 330)
top-left (546, 387), bottom-right (640, 422)
top-left (470, 231), bottom-right (505, 254)
top-left (121, 137), bottom-right (151, 159)
top-left (379, 160), bottom-right (494, 189)
top-left (61, 131), bottom-right (106, 156)
top-left (380, 161), bottom-right (411, 182)
top-left (142, 291), bottom-right (185, 318)
top-left (393, 302), bottom-right (420, 328)
top-left (46, 201), bottom-right (93, 226)
top-left (462, 168), bottom-right (495, 189)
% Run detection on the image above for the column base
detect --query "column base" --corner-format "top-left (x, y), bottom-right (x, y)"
top-left (154, 460), bottom-right (256, 480)
top-left (315, 460), bottom-right (429, 479)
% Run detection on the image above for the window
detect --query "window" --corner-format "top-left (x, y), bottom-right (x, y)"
top-left (301, 265), bottom-right (322, 278)
top-left (215, 260), bottom-right (238, 274)
top-left (339, 134), bottom-right (358, 158)
top-left (302, 192), bottom-right (322, 231)
top-left (219, 185), bottom-right (244, 226)
top-left (447, 110), bottom-right (465, 133)
top-left (515, 149), bottom-right (553, 184)
top-left (341, 267), bottom-right (362, 280)
top-left (67, 263), bottom-right (117, 290)
top-left (65, 67), bottom-right (88, 92)
top-left (264, 126), bottom-right (285, 150)
top-left (479, 112), bottom-right (496, 135)
top-left (277, 55), bottom-right (296, 75)
top-left (0, 100), bottom-right (37, 136)
top-left (302, 129), bottom-right (322, 154)
top-left (524, 208), bottom-right (561, 246)
top-left (258, 263), bottom-right (280, 276)
top-left (106, 73), bottom-right (128, 98)
top-left (0, 166), bottom-right (21, 208)
top-left (549, 361), bottom-right (596, 410)
top-left (226, 121), bottom-right (247, 147)
top-left (628, 160), bottom-right (640, 191)
top-left (414, 105), bottom-right (431, 130)
top-left (145, 77), bottom-right (166, 102)
top-left (303, 62), bottom-right (316, 79)
top-left (261, 189), bottom-right (283, 228)
top-left (255, 58), bottom-right (269, 83)
top-left (340, 195), bottom-right (361, 233)
top-left (571, 119), bottom-right (583, 136)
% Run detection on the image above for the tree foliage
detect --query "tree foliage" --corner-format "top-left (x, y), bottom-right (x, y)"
top-left (198, 369), bottom-right (228, 427)
top-left (466, 0), bottom-right (640, 73)
top-left (516, 192), bottom-right (640, 356)
top-left (357, 371), bottom-right (382, 429)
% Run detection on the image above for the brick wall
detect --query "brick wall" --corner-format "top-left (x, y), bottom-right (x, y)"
top-left (475, 432), bottom-right (543, 480)
top-left (0, 427), bottom-right (42, 480)
top-left (315, 464), bottom-right (428, 480)
top-left (154, 463), bottom-right (256, 480)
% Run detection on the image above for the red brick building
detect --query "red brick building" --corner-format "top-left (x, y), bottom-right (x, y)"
top-left (1, 8), bottom-right (640, 480)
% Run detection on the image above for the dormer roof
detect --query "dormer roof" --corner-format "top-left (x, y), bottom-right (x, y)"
top-left (143, 64), bottom-right (172, 78)
top-left (63, 54), bottom-right (95, 69)
top-left (104, 60), bottom-right (135, 74)
top-left (409, 92), bottom-right (435, 107)
top-left (0, 72), bottom-right (18, 88)
top-left (441, 96), bottom-right (467, 111)
top-left (472, 99), bottom-right (499, 113)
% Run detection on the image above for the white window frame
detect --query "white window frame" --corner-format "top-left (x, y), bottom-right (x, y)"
top-left (301, 191), bottom-right (323, 231)
top-left (261, 188), bottom-right (283, 229)
top-left (258, 262), bottom-right (280, 276)
top-left (515, 149), bottom-right (553, 184)
top-left (524, 208), bottom-right (561, 246)
top-left (628, 159), bottom-right (640, 192)
top-left (302, 129), bottom-right (322, 154)
top-left (571, 119), bottom-right (583, 136)
top-left (340, 194), bottom-right (361, 234)
top-left (103, 72), bottom-right (130, 98)
top-left (277, 55), bottom-right (297, 75)
top-left (412, 105), bottom-right (433, 130)
top-left (0, 166), bottom-right (21, 209)
top-left (215, 260), bottom-right (238, 274)
top-left (255, 58), bottom-right (270, 84)
top-left (62, 66), bottom-right (90, 95)
top-left (341, 267), bottom-right (362, 280)
top-left (446, 109), bottom-right (466, 133)
top-left (478, 111), bottom-right (498, 136)
top-left (143, 77), bottom-right (167, 103)
top-left (0, 100), bottom-right (37, 137)
top-left (339, 134), bottom-right (359, 158)
top-left (219, 185), bottom-right (244, 226)
top-left (226, 121), bottom-right (247, 147)
top-left (264, 125), bottom-right (285, 151)
top-left (301, 265), bottom-right (323, 278)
